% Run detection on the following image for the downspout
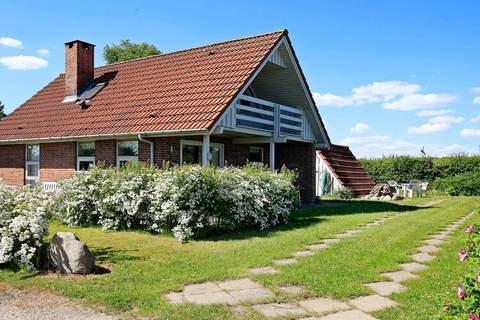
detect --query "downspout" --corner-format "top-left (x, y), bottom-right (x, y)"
top-left (138, 134), bottom-right (154, 166)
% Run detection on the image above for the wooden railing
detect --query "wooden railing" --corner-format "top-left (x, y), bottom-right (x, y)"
top-left (235, 95), bottom-right (303, 138)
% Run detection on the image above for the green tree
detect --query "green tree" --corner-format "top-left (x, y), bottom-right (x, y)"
top-left (103, 40), bottom-right (161, 64)
top-left (0, 101), bottom-right (6, 119)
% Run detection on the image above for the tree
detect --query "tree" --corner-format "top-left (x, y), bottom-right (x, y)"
top-left (103, 40), bottom-right (161, 64)
top-left (0, 101), bottom-right (6, 119)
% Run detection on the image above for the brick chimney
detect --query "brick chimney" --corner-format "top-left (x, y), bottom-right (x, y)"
top-left (64, 40), bottom-right (95, 99)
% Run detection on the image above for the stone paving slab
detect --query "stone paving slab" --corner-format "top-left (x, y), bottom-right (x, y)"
top-left (229, 288), bottom-right (272, 303)
top-left (365, 281), bottom-right (406, 296)
top-left (307, 243), bottom-right (329, 250)
top-left (400, 262), bottom-right (428, 272)
top-left (184, 282), bottom-right (222, 295)
top-left (218, 278), bottom-right (261, 291)
top-left (184, 291), bottom-right (237, 305)
top-left (294, 251), bottom-right (315, 257)
top-left (278, 285), bottom-right (304, 295)
top-left (349, 294), bottom-right (397, 312)
top-left (423, 239), bottom-right (444, 246)
top-left (322, 238), bottom-right (341, 245)
top-left (431, 234), bottom-right (449, 240)
top-left (164, 292), bottom-right (184, 304)
top-left (299, 297), bottom-right (350, 315)
top-left (381, 270), bottom-right (418, 282)
top-left (318, 310), bottom-right (378, 320)
top-left (249, 266), bottom-right (279, 275)
top-left (252, 303), bottom-right (307, 318)
top-left (273, 258), bottom-right (298, 265)
top-left (410, 252), bottom-right (435, 263)
top-left (417, 245), bottom-right (440, 253)
top-left (336, 233), bottom-right (354, 238)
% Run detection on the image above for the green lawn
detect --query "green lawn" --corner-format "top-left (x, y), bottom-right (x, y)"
top-left (0, 197), bottom-right (478, 320)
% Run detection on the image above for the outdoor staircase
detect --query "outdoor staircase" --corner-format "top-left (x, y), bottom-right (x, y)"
top-left (318, 145), bottom-right (375, 196)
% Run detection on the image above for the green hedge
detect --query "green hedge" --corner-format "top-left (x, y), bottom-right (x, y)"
top-left (431, 173), bottom-right (480, 196)
top-left (360, 155), bottom-right (480, 183)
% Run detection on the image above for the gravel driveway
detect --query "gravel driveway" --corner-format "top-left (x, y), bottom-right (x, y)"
top-left (0, 284), bottom-right (121, 320)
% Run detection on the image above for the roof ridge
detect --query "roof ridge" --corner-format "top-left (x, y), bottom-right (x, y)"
top-left (94, 29), bottom-right (287, 69)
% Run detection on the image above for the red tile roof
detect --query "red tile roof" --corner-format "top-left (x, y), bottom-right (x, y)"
top-left (318, 145), bottom-right (375, 196)
top-left (0, 31), bottom-right (285, 141)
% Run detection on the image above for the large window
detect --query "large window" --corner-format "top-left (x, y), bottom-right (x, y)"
top-left (117, 140), bottom-right (139, 167)
top-left (248, 147), bottom-right (264, 164)
top-left (25, 144), bottom-right (40, 187)
top-left (180, 140), bottom-right (224, 167)
top-left (77, 142), bottom-right (95, 170)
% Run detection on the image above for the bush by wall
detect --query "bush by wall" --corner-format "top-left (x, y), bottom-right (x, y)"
top-left (360, 155), bottom-right (480, 184)
top-left (0, 184), bottom-right (50, 269)
top-left (55, 163), bottom-right (299, 242)
top-left (432, 174), bottom-right (480, 196)
top-left (438, 223), bottom-right (480, 319)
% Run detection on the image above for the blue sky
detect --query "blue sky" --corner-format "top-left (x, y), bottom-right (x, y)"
top-left (1, 0), bottom-right (479, 158)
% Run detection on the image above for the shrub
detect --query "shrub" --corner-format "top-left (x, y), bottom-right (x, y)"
top-left (55, 163), bottom-right (299, 242)
top-left (438, 223), bottom-right (480, 319)
top-left (333, 187), bottom-right (354, 200)
top-left (0, 184), bottom-right (50, 269)
top-left (432, 174), bottom-right (480, 196)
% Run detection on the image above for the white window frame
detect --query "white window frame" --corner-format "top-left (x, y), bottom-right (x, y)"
top-left (116, 140), bottom-right (139, 167)
top-left (25, 144), bottom-right (40, 186)
top-left (248, 146), bottom-right (264, 163)
top-left (77, 142), bottom-right (96, 171)
top-left (180, 140), bottom-right (224, 167)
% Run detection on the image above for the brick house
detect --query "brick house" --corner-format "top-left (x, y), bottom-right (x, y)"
top-left (0, 30), bottom-right (332, 202)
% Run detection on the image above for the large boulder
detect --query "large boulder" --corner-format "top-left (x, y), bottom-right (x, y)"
top-left (49, 232), bottom-right (95, 274)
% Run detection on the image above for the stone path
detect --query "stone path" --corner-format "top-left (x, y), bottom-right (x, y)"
top-left (164, 214), bottom-right (393, 316)
top-left (164, 206), bottom-right (474, 319)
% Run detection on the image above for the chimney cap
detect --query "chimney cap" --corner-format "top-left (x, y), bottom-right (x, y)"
top-left (64, 40), bottom-right (95, 47)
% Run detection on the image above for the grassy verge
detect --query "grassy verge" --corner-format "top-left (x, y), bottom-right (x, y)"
top-left (258, 197), bottom-right (479, 301)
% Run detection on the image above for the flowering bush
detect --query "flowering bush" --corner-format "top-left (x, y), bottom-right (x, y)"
top-left (0, 184), bottom-right (50, 269)
top-left (55, 163), bottom-right (299, 242)
top-left (439, 223), bottom-right (480, 319)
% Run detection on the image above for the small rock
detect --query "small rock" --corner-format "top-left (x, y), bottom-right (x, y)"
top-left (49, 232), bottom-right (95, 274)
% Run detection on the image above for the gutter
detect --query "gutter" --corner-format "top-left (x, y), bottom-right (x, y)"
top-left (137, 134), bottom-right (154, 166)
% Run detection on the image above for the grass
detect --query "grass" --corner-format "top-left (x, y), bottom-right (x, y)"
top-left (0, 196), bottom-right (478, 319)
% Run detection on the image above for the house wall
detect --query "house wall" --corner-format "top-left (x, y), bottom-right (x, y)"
top-left (0, 144), bottom-right (25, 186)
top-left (40, 142), bottom-right (76, 182)
top-left (0, 137), bottom-right (314, 202)
top-left (276, 141), bottom-right (316, 202)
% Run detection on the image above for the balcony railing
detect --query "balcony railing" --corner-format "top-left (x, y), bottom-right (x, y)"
top-left (235, 95), bottom-right (304, 138)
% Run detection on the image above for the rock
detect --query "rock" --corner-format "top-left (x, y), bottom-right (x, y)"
top-left (382, 195), bottom-right (392, 201)
top-left (368, 183), bottom-right (397, 199)
top-left (49, 232), bottom-right (95, 274)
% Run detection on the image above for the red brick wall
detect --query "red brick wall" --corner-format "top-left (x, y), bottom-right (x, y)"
top-left (95, 140), bottom-right (116, 166)
top-left (0, 144), bottom-right (25, 186)
top-left (139, 140), bottom-right (153, 164)
top-left (276, 141), bottom-right (316, 203)
top-left (40, 142), bottom-right (76, 182)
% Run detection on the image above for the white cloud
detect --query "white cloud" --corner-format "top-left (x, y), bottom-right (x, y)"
top-left (415, 109), bottom-right (453, 117)
top-left (314, 81), bottom-right (455, 112)
top-left (384, 93), bottom-right (456, 111)
top-left (408, 116), bottom-right (464, 134)
top-left (471, 116), bottom-right (480, 123)
top-left (0, 37), bottom-right (22, 48)
top-left (352, 81), bottom-right (420, 103)
top-left (0, 55), bottom-right (48, 70)
top-left (471, 87), bottom-right (480, 95)
top-left (313, 92), bottom-right (353, 107)
top-left (350, 122), bottom-right (371, 134)
top-left (341, 134), bottom-right (470, 158)
top-left (474, 97), bottom-right (480, 105)
top-left (461, 129), bottom-right (480, 137)
top-left (37, 48), bottom-right (49, 57)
